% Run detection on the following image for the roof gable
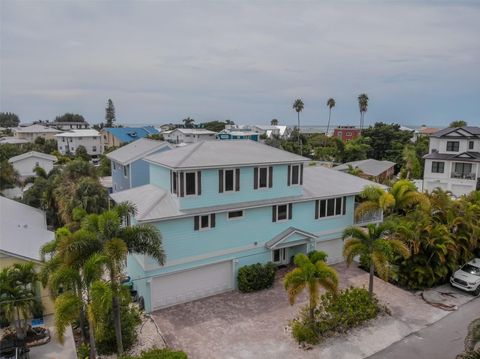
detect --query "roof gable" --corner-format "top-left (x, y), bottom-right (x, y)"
top-left (106, 138), bottom-right (171, 165)
top-left (8, 151), bottom-right (57, 163)
top-left (265, 227), bottom-right (317, 249)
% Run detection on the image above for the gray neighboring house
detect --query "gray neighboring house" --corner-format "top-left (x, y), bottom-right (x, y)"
top-left (334, 159), bottom-right (395, 182)
top-left (107, 138), bottom-right (172, 193)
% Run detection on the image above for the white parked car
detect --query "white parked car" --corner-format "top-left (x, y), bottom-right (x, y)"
top-left (450, 258), bottom-right (480, 295)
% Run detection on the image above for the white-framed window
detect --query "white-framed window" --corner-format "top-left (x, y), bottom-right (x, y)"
top-left (227, 210), bottom-right (244, 220)
top-left (469, 141), bottom-right (474, 150)
top-left (272, 203), bottom-right (292, 222)
top-left (316, 197), bottom-right (346, 219)
top-left (35, 161), bottom-right (39, 167)
top-left (255, 166), bottom-right (272, 189)
top-left (446, 141), bottom-right (459, 152)
top-left (113, 162), bottom-right (116, 170)
top-left (185, 171), bottom-right (198, 196)
top-left (194, 213), bottom-right (216, 230)
top-left (346, 132), bottom-right (352, 136)
top-left (431, 161), bottom-right (444, 173)
top-left (289, 164), bottom-right (301, 186)
top-left (123, 165), bottom-right (128, 177)
top-left (171, 171), bottom-right (178, 194)
top-left (69, 138), bottom-right (73, 142)
top-left (272, 248), bottom-right (287, 264)
top-left (92, 146), bottom-right (97, 152)
top-left (62, 137), bottom-right (65, 142)
top-left (337, 131), bottom-right (342, 137)
top-left (219, 168), bottom-right (240, 192)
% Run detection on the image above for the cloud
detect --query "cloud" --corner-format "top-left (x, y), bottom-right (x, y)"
top-left (1, 0), bottom-right (479, 126)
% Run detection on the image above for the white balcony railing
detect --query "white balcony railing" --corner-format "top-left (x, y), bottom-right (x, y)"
top-left (354, 204), bottom-right (383, 225)
top-left (451, 172), bottom-right (476, 180)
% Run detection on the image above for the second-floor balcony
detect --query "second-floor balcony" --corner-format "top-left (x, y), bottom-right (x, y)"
top-left (451, 172), bottom-right (476, 180)
top-left (354, 203), bottom-right (383, 225)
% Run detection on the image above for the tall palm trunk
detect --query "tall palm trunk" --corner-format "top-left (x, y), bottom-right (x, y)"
top-left (308, 287), bottom-right (315, 322)
top-left (110, 270), bottom-right (123, 355)
top-left (368, 262), bottom-right (374, 296)
top-left (88, 316), bottom-right (97, 359)
top-left (15, 306), bottom-right (25, 340)
top-left (297, 112), bottom-right (302, 156)
top-left (326, 108), bottom-right (332, 135)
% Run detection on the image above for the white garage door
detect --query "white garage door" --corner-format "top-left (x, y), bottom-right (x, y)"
top-left (316, 238), bottom-right (344, 264)
top-left (151, 261), bottom-right (233, 310)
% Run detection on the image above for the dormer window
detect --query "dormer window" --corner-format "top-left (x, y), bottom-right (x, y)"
top-left (446, 141), bottom-right (459, 152)
top-left (288, 164), bottom-right (303, 186)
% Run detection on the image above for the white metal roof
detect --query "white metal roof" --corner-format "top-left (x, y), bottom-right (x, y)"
top-left (110, 164), bottom-right (380, 222)
top-left (55, 129), bottom-right (100, 137)
top-left (106, 138), bottom-right (171, 165)
top-left (8, 151), bottom-right (57, 164)
top-left (0, 137), bottom-right (29, 144)
top-left (144, 140), bottom-right (309, 169)
top-left (172, 128), bottom-right (216, 135)
top-left (14, 124), bottom-right (61, 133)
top-left (0, 197), bottom-right (54, 262)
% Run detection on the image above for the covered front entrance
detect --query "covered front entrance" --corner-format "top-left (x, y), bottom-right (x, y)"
top-left (266, 227), bottom-right (317, 265)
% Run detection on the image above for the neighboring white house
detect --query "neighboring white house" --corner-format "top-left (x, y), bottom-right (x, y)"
top-left (50, 121), bottom-right (90, 130)
top-left (0, 137), bottom-right (29, 145)
top-left (8, 151), bottom-right (57, 177)
top-left (13, 124), bottom-right (62, 142)
top-left (55, 129), bottom-right (103, 157)
top-left (164, 128), bottom-right (216, 144)
top-left (423, 126), bottom-right (480, 197)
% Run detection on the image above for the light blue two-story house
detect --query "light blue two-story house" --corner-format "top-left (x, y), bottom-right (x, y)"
top-left (107, 138), bottom-right (172, 192)
top-left (110, 140), bottom-right (382, 312)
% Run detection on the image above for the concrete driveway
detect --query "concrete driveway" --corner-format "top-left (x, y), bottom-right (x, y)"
top-left (153, 263), bottom-right (477, 359)
top-left (29, 315), bottom-right (77, 359)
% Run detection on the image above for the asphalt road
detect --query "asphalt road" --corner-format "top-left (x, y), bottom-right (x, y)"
top-left (368, 297), bottom-right (480, 359)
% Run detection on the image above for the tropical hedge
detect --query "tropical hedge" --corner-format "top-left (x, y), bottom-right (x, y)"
top-left (237, 262), bottom-right (276, 293)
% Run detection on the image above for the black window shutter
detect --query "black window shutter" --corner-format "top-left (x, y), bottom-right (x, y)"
top-left (342, 197), bottom-right (347, 215)
top-left (315, 200), bottom-right (319, 219)
top-left (194, 216), bottom-right (199, 230)
top-left (197, 171), bottom-right (202, 195)
top-left (219, 170), bottom-right (224, 193)
top-left (272, 205), bottom-right (277, 222)
top-left (235, 168), bottom-right (240, 191)
top-left (170, 170), bottom-right (173, 193)
top-left (211, 213), bottom-right (216, 228)
top-left (300, 164), bottom-right (304, 185)
top-left (254, 167), bottom-right (258, 189)
top-left (268, 166), bottom-right (273, 188)
top-left (288, 203), bottom-right (293, 220)
top-left (287, 165), bottom-right (291, 186)
top-left (179, 172), bottom-right (185, 197)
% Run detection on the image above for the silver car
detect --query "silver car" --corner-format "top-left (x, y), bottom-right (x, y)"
top-left (450, 258), bottom-right (480, 296)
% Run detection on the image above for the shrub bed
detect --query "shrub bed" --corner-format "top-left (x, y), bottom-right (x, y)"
top-left (291, 287), bottom-right (387, 345)
top-left (122, 348), bottom-right (188, 359)
top-left (237, 262), bottom-right (276, 293)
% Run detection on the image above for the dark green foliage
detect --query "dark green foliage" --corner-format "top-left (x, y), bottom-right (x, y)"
top-left (121, 348), bottom-right (188, 359)
top-left (361, 122), bottom-right (413, 165)
top-left (0, 112), bottom-right (20, 127)
top-left (147, 134), bottom-right (164, 141)
top-left (200, 120), bottom-right (226, 132)
top-left (0, 160), bottom-right (18, 190)
top-left (97, 155), bottom-right (112, 177)
top-left (77, 343), bottom-right (90, 359)
top-left (237, 263), bottom-right (276, 293)
top-left (307, 250), bottom-right (328, 263)
top-left (450, 120), bottom-right (467, 127)
top-left (96, 304), bottom-right (141, 355)
top-left (291, 287), bottom-right (384, 344)
top-left (75, 145), bottom-right (90, 161)
top-left (105, 99), bottom-right (116, 128)
top-left (55, 113), bottom-right (85, 123)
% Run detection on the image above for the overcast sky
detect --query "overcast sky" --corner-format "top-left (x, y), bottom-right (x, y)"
top-left (1, 1), bottom-right (479, 127)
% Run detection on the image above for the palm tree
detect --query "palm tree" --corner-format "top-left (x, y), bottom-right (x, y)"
top-left (81, 206), bottom-right (165, 354)
top-left (390, 179), bottom-right (430, 214)
top-left (292, 99), bottom-right (304, 155)
top-left (343, 223), bottom-right (410, 296)
top-left (182, 117), bottom-right (195, 128)
top-left (354, 185), bottom-right (395, 221)
top-left (326, 98), bottom-right (336, 135)
top-left (0, 264), bottom-right (37, 340)
top-left (271, 119), bottom-right (279, 126)
top-left (284, 252), bottom-right (338, 321)
top-left (357, 93), bottom-right (369, 130)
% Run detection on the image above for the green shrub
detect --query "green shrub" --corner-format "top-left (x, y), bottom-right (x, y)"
top-left (77, 343), bottom-right (90, 359)
top-left (237, 262), bottom-right (276, 293)
top-left (291, 319), bottom-right (320, 345)
top-left (96, 305), bottom-right (142, 355)
top-left (121, 348), bottom-right (188, 359)
top-left (307, 250), bottom-right (328, 263)
top-left (291, 287), bottom-right (385, 344)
